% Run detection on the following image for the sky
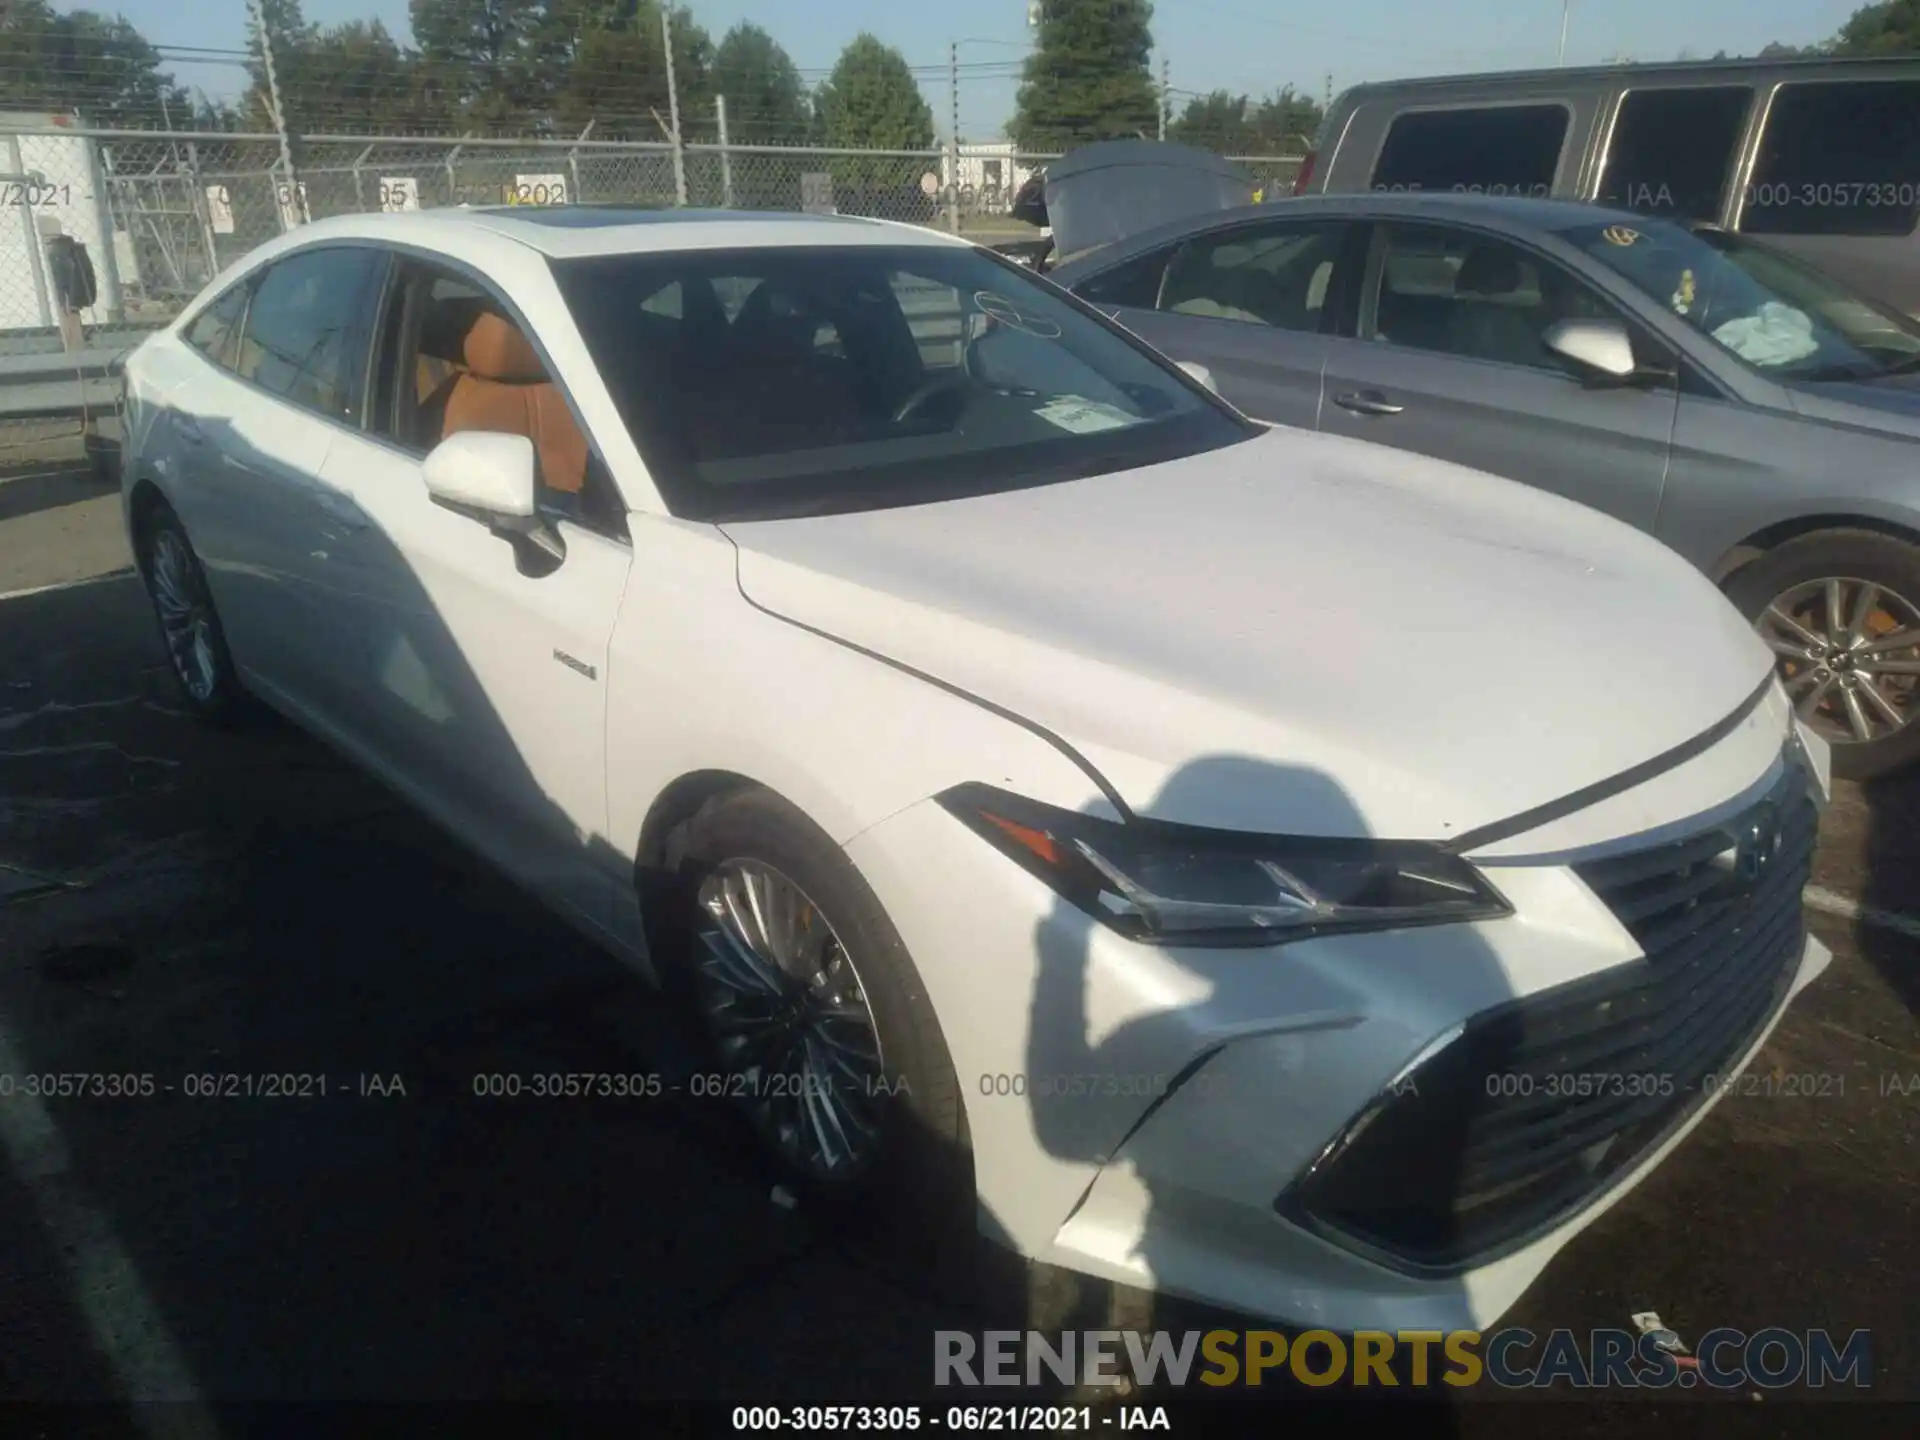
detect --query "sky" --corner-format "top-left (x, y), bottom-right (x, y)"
top-left (58, 0), bottom-right (1872, 139)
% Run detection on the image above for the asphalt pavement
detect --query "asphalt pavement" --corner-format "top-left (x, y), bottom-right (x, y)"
top-left (0, 455), bottom-right (1914, 1435)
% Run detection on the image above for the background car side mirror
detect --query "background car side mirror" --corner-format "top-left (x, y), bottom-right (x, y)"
top-left (422, 431), bottom-right (538, 517)
top-left (1543, 318), bottom-right (1640, 382)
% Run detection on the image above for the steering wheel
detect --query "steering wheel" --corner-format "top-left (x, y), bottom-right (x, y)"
top-left (891, 372), bottom-right (969, 423)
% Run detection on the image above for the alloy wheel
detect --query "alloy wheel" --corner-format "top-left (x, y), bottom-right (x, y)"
top-left (1758, 575), bottom-right (1920, 747)
top-left (147, 528), bottom-right (220, 704)
top-left (693, 860), bottom-right (887, 1181)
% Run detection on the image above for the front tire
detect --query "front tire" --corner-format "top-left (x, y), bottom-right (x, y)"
top-left (1726, 529), bottom-right (1920, 780)
top-left (136, 504), bottom-right (246, 724)
top-left (654, 788), bottom-right (974, 1229)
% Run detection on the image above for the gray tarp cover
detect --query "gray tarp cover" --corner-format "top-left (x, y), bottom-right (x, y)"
top-left (1037, 140), bottom-right (1257, 261)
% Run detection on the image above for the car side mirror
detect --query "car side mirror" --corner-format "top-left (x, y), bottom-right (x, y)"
top-left (1177, 360), bottom-right (1219, 394)
top-left (1544, 318), bottom-right (1640, 382)
top-left (422, 431), bottom-right (537, 517)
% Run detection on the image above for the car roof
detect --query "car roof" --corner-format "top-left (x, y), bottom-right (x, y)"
top-left (1331, 52), bottom-right (1918, 105)
top-left (270, 205), bottom-right (970, 259)
top-left (1049, 192), bottom-right (1665, 281)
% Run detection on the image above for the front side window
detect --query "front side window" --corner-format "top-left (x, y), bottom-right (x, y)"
top-left (552, 244), bottom-right (1255, 520)
top-left (182, 282), bottom-right (249, 370)
top-left (235, 246), bottom-right (388, 424)
top-left (1158, 220), bottom-right (1357, 332)
top-left (1075, 247), bottom-right (1175, 310)
top-left (1557, 217), bottom-right (1920, 381)
top-left (1600, 86), bottom-right (1752, 222)
top-left (1743, 80), bottom-right (1920, 237)
top-left (1370, 105), bottom-right (1568, 198)
top-left (1365, 223), bottom-right (1629, 375)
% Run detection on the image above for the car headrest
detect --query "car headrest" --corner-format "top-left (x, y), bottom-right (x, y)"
top-left (1455, 246), bottom-right (1524, 297)
top-left (462, 311), bottom-right (547, 382)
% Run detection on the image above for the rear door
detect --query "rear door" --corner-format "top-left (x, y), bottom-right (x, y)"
top-left (1732, 77), bottom-right (1920, 318)
top-left (1317, 220), bottom-right (1678, 532)
top-left (1073, 217), bottom-right (1366, 429)
top-left (161, 246), bottom-right (388, 716)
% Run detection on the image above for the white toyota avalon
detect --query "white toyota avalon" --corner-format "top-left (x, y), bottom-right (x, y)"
top-left (120, 205), bottom-right (1831, 1333)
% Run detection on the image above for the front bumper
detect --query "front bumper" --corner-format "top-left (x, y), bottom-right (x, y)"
top-left (842, 707), bottom-right (1830, 1332)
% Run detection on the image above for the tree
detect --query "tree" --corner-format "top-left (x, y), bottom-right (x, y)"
top-left (541, 2), bottom-right (713, 141)
top-left (711, 23), bottom-right (809, 144)
top-left (409, 0), bottom-right (543, 129)
top-left (1831, 1), bottom-right (1920, 54)
top-left (1169, 86), bottom-right (1321, 155)
top-left (1010, 0), bottom-right (1158, 151)
top-left (0, 0), bottom-right (192, 128)
top-left (814, 34), bottom-right (935, 195)
top-left (1169, 91), bottom-right (1251, 152)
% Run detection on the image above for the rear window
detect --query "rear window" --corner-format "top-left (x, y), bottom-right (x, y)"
top-left (1370, 105), bottom-right (1568, 198)
top-left (1743, 79), bottom-right (1920, 237)
top-left (1600, 86), bottom-right (1752, 223)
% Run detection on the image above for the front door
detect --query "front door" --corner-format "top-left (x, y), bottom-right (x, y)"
top-left (1318, 220), bottom-right (1677, 534)
top-left (317, 261), bottom-right (635, 938)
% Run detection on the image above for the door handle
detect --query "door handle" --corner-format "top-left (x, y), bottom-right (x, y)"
top-left (1333, 390), bottom-right (1405, 416)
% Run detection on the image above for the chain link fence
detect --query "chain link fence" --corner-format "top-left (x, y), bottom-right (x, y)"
top-left (0, 121), bottom-right (1304, 344)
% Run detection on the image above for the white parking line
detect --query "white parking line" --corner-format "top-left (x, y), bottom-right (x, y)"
top-left (0, 1019), bottom-right (219, 1436)
top-left (1804, 884), bottom-right (1920, 942)
top-left (0, 567), bottom-right (136, 603)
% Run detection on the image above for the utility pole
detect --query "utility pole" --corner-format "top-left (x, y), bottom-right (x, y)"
top-left (1158, 59), bottom-right (1169, 141)
top-left (1558, 0), bottom-right (1572, 66)
top-left (663, 6), bottom-right (688, 205)
top-left (715, 94), bottom-right (734, 208)
top-left (947, 41), bottom-right (961, 233)
top-left (247, 0), bottom-right (304, 228)
top-left (1323, 72), bottom-right (1333, 113)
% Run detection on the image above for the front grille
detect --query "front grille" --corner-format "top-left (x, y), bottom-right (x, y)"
top-left (1279, 756), bottom-right (1816, 1274)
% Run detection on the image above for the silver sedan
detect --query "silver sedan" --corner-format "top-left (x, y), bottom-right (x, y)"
top-left (1051, 192), bottom-right (1920, 777)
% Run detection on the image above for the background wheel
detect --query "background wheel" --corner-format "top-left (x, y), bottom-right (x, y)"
top-left (1726, 529), bottom-right (1920, 780)
top-left (653, 788), bottom-right (974, 1234)
top-left (136, 504), bottom-right (246, 724)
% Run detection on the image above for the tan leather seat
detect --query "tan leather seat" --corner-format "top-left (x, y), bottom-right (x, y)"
top-left (439, 312), bottom-right (589, 494)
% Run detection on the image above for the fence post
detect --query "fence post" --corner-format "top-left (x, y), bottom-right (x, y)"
top-left (715, 95), bottom-right (734, 209)
top-left (662, 7), bottom-right (688, 206)
top-left (568, 120), bottom-right (593, 205)
top-left (446, 135), bottom-right (468, 205)
top-left (6, 135), bottom-right (55, 329)
top-left (946, 42), bottom-right (961, 233)
top-left (88, 139), bottom-right (126, 322)
top-left (1159, 60), bottom-right (1169, 141)
top-left (183, 141), bottom-right (219, 285)
top-left (351, 142), bottom-right (374, 211)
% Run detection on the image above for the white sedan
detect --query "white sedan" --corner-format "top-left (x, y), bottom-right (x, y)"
top-left (121, 205), bottom-right (1831, 1332)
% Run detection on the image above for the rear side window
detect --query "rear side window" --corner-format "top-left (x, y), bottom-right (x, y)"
top-left (1158, 221), bottom-right (1357, 332)
top-left (1743, 80), bottom-right (1920, 237)
top-left (1601, 86), bottom-right (1752, 222)
top-left (1370, 105), bottom-right (1568, 198)
top-left (182, 283), bottom-right (249, 370)
top-left (235, 246), bottom-right (389, 424)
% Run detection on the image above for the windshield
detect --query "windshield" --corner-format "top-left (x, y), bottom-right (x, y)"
top-left (1556, 219), bottom-right (1920, 383)
top-left (550, 243), bottom-right (1254, 520)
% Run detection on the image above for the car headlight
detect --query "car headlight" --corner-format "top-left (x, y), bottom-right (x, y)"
top-left (938, 784), bottom-right (1511, 947)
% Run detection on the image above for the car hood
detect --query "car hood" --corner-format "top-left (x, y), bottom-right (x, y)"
top-left (719, 429), bottom-right (1775, 842)
top-left (1037, 140), bottom-right (1259, 263)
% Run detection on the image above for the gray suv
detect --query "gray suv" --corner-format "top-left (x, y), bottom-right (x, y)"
top-left (1297, 56), bottom-right (1920, 318)
top-left (1051, 193), bottom-right (1920, 778)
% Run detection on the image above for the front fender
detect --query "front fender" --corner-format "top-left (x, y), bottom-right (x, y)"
top-left (605, 516), bottom-right (1116, 868)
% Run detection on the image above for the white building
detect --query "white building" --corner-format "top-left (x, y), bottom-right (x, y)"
top-left (940, 142), bottom-right (1038, 214)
